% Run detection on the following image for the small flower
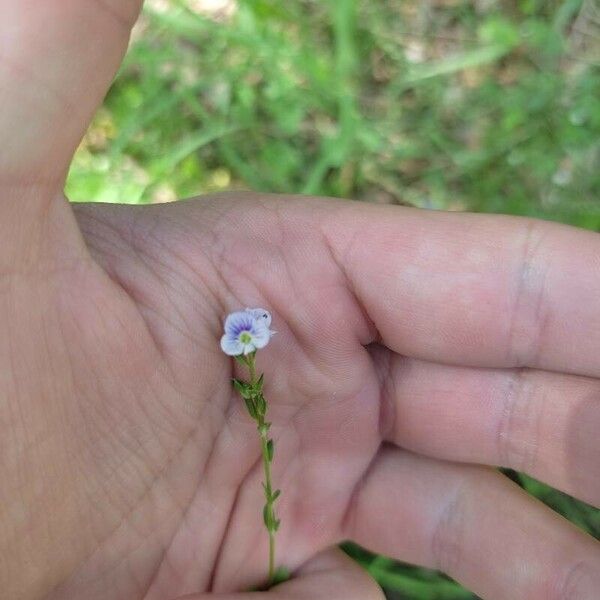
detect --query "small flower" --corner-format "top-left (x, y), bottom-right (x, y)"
top-left (220, 308), bottom-right (274, 356)
top-left (222, 307), bottom-right (280, 584)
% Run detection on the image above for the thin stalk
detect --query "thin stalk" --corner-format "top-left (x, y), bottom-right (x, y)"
top-left (258, 419), bottom-right (276, 585)
top-left (246, 353), bottom-right (277, 587)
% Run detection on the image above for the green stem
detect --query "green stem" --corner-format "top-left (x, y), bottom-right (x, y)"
top-left (246, 353), bottom-right (277, 587)
top-left (248, 354), bottom-right (256, 383)
top-left (258, 420), bottom-right (276, 585)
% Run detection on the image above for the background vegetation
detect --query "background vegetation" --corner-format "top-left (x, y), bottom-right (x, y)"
top-left (67, 1), bottom-right (600, 597)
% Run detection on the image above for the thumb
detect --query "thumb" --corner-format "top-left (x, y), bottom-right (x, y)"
top-left (173, 548), bottom-right (384, 600)
top-left (0, 0), bottom-right (142, 268)
top-left (0, 0), bottom-right (142, 182)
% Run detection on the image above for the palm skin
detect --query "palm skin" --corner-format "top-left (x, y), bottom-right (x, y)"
top-left (1, 2), bottom-right (599, 599)
top-left (44, 194), bottom-right (384, 598)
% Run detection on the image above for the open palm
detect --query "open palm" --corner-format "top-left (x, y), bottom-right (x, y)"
top-left (1, 3), bottom-right (598, 600)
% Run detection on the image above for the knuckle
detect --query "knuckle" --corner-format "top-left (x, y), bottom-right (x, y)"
top-left (568, 391), bottom-right (600, 506)
top-left (507, 220), bottom-right (548, 367)
top-left (430, 483), bottom-right (468, 576)
top-left (497, 369), bottom-right (541, 473)
top-left (548, 560), bottom-right (599, 600)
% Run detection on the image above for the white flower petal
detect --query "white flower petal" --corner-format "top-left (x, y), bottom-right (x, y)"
top-left (245, 307), bottom-right (272, 328)
top-left (250, 323), bottom-right (272, 349)
top-left (220, 334), bottom-right (244, 356)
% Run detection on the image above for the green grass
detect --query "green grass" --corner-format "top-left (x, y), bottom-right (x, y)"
top-left (66, 1), bottom-right (600, 597)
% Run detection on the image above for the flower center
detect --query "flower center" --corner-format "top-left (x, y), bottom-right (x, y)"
top-left (239, 331), bottom-right (253, 344)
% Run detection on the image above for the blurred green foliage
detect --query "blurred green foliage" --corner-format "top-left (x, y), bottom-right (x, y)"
top-left (67, 0), bottom-right (600, 228)
top-left (66, 0), bottom-right (600, 597)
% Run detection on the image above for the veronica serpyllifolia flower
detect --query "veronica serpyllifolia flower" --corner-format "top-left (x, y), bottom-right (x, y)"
top-left (219, 307), bottom-right (281, 586)
top-left (220, 308), bottom-right (274, 356)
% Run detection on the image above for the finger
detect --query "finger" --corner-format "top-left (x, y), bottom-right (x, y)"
top-left (173, 548), bottom-right (384, 600)
top-left (323, 202), bottom-right (600, 377)
top-left (370, 347), bottom-right (600, 507)
top-left (1, 0), bottom-right (142, 181)
top-left (344, 447), bottom-right (600, 600)
top-left (1, 1), bottom-right (141, 265)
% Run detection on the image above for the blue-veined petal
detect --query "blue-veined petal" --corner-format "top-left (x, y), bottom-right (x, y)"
top-left (220, 334), bottom-right (244, 356)
top-left (224, 310), bottom-right (255, 336)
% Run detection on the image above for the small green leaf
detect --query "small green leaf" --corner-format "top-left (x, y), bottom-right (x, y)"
top-left (256, 373), bottom-right (264, 390)
top-left (263, 504), bottom-right (272, 529)
top-left (255, 393), bottom-right (266, 416)
top-left (244, 397), bottom-right (257, 419)
top-left (233, 378), bottom-right (255, 400)
top-left (266, 439), bottom-right (274, 462)
top-left (234, 355), bottom-right (247, 366)
top-left (273, 518), bottom-right (281, 532)
top-left (272, 489), bottom-right (281, 501)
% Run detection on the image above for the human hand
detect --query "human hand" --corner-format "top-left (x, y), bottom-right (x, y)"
top-left (1, 2), bottom-right (598, 599)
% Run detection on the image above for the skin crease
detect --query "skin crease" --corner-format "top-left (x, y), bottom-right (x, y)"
top-left (0, 2), bottom-right (599, 600)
